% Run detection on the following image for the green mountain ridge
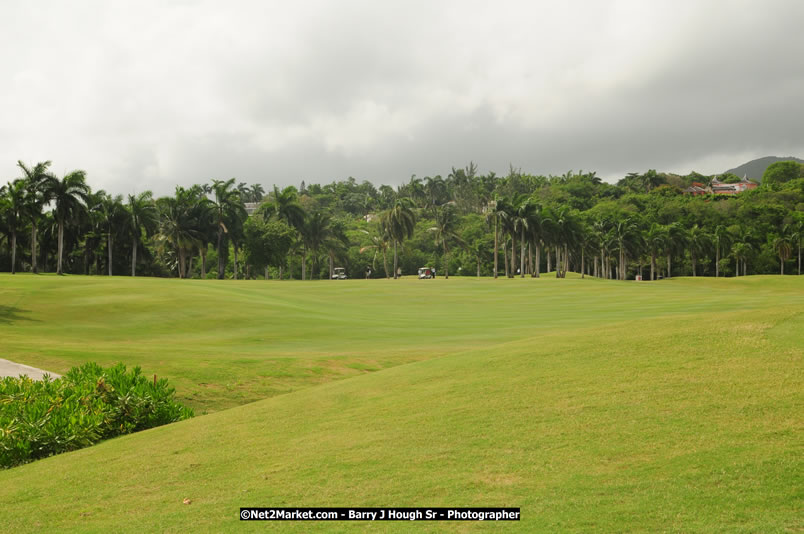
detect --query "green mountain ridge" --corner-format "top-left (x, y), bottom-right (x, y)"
top-left (724, 155), bottom-right (804, 181)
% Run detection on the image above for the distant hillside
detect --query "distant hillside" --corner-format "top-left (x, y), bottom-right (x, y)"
top-left (725, 156), bottom-right (804, 181)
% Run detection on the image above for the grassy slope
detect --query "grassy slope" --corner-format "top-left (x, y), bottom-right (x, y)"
top-left (1, 274), bottom-right (793, 412)
top-left (0, 275), bottom-right (802, 532)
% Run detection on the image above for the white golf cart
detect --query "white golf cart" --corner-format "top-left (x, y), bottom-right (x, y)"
top-left (418, 267), bottom-right (433, 279)
top-left (332, 267), bottom-right (347, 280)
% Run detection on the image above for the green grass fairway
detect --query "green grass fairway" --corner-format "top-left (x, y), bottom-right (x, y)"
top-left (1, 274), bottom-right (802, 532)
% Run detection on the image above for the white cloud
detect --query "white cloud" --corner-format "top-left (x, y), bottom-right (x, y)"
top-left (1, 0), bottom-right (802, 193)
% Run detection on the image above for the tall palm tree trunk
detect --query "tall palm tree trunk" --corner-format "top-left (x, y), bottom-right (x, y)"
top-left (650, 252), bottom-right (656, 281)
top-left (533, 242), bottom-right (541, 278)
top-left (233, 245), bottom-right (239, 280)
top-left (510, 236), bottom-right (515, 277)
top-left (107, 234), bottom-right (113, 276)
top-left (57, 222), bottom-right (65, 275)
top-left (278, 265), bottom-right (283, 280)
top-left (393, 240), bottom-right (398, 279)
top-left (217, 229), bottom-right (225, 279)
top-left (477, 256), bottom-right (481, 277)
top-left (382, 250), bottom-right (389, 279)
top-left (131, 238), bottom-right (138, 277)
top-left (715, 240), bottom-right (720, 277)
top-left (178, 248), bottom-right (186, 279)
top-left (667, 252), bottom-right (672, 278)
top-left (599, 247), bottom-right (604, 278)
top-left (11, 232), bottom-right (17, 274)
top-left (558, 245), bottom-right (563, 278)
top-left (520, 228), bottom-right (526, 278)
top-left (556, 245), bottom-right (561, 278)
top-left (493, 217), bottom-right (498, 279)
top-left (200, 248), bottom-right (207, 279)
top-left (503, 240), bottom-right (509, 277)
top-left (443, 243), bottom-right (449, 279)
top-left (581, 247), bottom-right (585, 278)
top-left (302, 246), bottom-right (307, 280)
top-left (546, 246), bottom-right (551, 273)
top-left (31, 225), bottom-right (38, 274)
top-left (692, 253), bottom-right (697, 277)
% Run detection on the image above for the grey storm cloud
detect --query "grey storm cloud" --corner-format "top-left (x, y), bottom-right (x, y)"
top-left (1, 0), bottom-right (803, 195)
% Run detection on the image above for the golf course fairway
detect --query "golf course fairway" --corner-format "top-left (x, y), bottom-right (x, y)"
top-left (0, 274), bottom-right (801, 532)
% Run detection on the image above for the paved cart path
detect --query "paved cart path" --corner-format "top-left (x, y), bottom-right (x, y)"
top-left (0, 359), bottom-right (61, 380)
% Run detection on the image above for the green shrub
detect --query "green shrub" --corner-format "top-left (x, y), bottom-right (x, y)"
top-left (0, 363), bottom-right (193, 468)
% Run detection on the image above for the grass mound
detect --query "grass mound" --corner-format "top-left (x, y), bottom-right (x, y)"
top-left (0, 275), bottom-right (801, 531)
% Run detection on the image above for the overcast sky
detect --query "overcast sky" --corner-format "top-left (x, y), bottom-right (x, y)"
top-left (1, 0), bottom-right (803, 195)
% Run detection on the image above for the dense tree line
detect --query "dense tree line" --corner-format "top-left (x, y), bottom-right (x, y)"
top-left (1, 160), bottom-right (803, 280)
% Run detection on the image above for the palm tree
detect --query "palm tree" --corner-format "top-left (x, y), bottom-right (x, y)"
top-left (125, 192), bottom-right (159, 276)
top-left (731, 242), bottom-right (749, 276)
top-left (512, 195), bottom-right (536, 278)
top-left (301, 210), bottom-right (337, 279)
top-left (736, 226), bottom-right (756, 276)
top-left (268, 185), bottom-right (306, 279)
top-left (236, 182), bottom-right (250, 202)
top-left (360, 227), bottom-right (391, 278)
top-left (591, 218), bottom-right (610, 279)
top-left (784, 220), bottom-right (803, 275)
top-left (468, 239), bottom-right (487, 277)
top-left (486, 195), bottom-right (511, 279)
top-left (323, 220), bottom-right (349, 280)
top-left (157, 187), bottom-right (205, 278)
top-left (712, 225), bottom-right (731, 278)
top-left (249, 184), bottom-right (265, 203)
top-left (665, 223), bottom-right (686, 278)
top-left (526, 203), bottom-right (545, 278)
top-left (498, 198), bottom-right (518, 278)
top-left (773, 235), bottom-right (792, 275)
top-left (382, 198), bottom-right (416, 279)
top-left (645, 223), bottom-right (666, 281)
top-left (429, 203), bottom-right (465, 278)
top-left (407, 176), bottom-right (426, 209)
top-left (687, 225), bottom-right (711, 277)
top-left (612, 216), bottom-right (640, 280)
top-left (424, 176), bottom-right (448, 218)
top-left (575, 220), bottom-right (593, 278)
top-left (37, 212), bottom-right (57, 272)
top-left (79, 190), bottom-right (107, 275)
top-left (18, 160), bottom-right (54, 274)
top-left (99, 194), bottom-right (127, 276)
top-left (210, 178), bottom-right (246, 279)
top-left (550, 206), bottom-right (582, 278)
top-left (228, 206), bottom-right (247, 280)
top-left (1, 180), bottom-right (27, 274)
top-left (47, 170), bottom-right (90, 275)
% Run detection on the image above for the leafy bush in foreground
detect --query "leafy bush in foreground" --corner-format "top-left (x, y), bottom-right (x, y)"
top-left (0, 363), bottom-right (193, 468)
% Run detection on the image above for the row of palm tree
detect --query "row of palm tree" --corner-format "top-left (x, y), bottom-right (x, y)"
top-left (2, 160), bottom-right (801, 279)
top-left (0, 163), bottom-right (258, 278)
top-left (480, 192), bottom-right (802, 280)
